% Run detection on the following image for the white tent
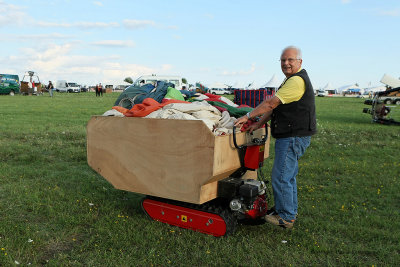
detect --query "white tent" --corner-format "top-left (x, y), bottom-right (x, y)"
top-left (209, 82), bottom-right (229, 89)
top-left (245, 81), bottom-right (258, 90)
top-left (364, 85), bottom-right (386, 94)
top-left (322, 83), bottom-right (333, 91)
top-left (232, 81), bottom-right (250, 89)
top-left (261, 74), bottom-right (281, 89)
top-left (321, 83), bottom-right (337, 94)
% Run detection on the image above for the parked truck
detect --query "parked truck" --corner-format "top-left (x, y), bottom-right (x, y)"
top-left (0, 74), bottom-right (20, 95)
top-left (133, 75), bottom-right (188, 90)
top-left (55, 80), bottom-right (81, 93)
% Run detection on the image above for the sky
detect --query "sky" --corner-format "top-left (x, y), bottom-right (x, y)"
top-left (1, 0), bottom-right (399, 89)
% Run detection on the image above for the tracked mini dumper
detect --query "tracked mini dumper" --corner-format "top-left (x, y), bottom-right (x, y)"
top-left (87, 116), bottom-right (270, 236)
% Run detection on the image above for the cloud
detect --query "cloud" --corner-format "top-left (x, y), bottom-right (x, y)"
top-left (91, 40), bottom-right (135, 47)
top-left (0, 1), bottom-right (29, 27)
top-left (9, 33), bottom-right (74, 40)
top-left (220, 63), bottom-right (256, 76)
top-left (93, 1), bottom-right (103, 6)
top-left (204, 13), bottom-right (214, 19)
top-left (123, 19), bottom-right (156, 29)
top-left (377, 9), bottom-right (400, 17)
top-left (35, 21), bottom-right (120, 28)
top-left (0, 42), bottom-right (163, 85)
top-left (341, 0), bottom-right (351, 4)
top-left (161, 64), bottom-right (173, 71)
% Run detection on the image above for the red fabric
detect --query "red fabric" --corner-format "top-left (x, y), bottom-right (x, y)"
top-left (205, 93), bottom-right (221, 99)
top-left (125, 98), bottom-right (190, 117)
top-left (214, 106), bottom-right (227, 113)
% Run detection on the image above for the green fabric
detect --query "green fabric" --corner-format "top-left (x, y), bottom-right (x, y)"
top-left (164, 86), bottom-right (185, 101)
top-left (206, 100), bottom-right (253, 118)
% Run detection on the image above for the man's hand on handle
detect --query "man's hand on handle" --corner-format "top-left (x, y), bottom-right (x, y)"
top-left (234, 115), bottom-right (248, 129)
top-left (234, 116), bottom-right (262, 134)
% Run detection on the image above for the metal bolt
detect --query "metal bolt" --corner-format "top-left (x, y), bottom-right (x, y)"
top-left (161, 211), bottom-right (164, 215)
top-left (176, 215), bottom-right (179, 219)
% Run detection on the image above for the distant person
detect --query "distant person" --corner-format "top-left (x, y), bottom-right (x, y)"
top-left (96, 83), bottom-right (103, 97)
top-left (28, 79), bottom-right (33, 95)
top-left (48, 81), bottom-right (54, 97)
top-left (32, 81), bottom-right (36, 94)
top-left (235, 46), bottom-right (317, 229)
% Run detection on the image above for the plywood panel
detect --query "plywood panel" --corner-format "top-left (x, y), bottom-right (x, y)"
top-left (87, 116), bottom-right (270, 204)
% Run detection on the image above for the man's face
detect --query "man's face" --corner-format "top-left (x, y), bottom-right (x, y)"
top-left (280, 48), bottom-right (302, 77)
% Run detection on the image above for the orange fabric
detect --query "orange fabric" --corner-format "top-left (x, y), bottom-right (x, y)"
top-left (161, 98), bottom-right (189, 104)
top-left (125, 98), bottom-right (191, 117)
top-left (112, 106), bottom-right (130, 115)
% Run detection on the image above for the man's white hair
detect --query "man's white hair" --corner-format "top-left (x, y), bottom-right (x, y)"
top-left (282, 46), bottom-right (302, 59)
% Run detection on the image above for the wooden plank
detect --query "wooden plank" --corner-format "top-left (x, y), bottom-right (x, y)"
top-left (88, 116), bottom-right (215, 203)
top-left (87, 116), bottom-right (270, 204)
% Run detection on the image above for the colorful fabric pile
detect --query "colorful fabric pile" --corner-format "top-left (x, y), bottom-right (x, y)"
top-left (102, 83), bottom-right (254, 135)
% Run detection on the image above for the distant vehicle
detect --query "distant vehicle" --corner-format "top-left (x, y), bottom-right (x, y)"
top-left (317, 89), bottom-right (328, 97)
top-left (80, 85), bottom-right (88, 92)
top-left (133, 75), bottom-right (188, 90)
top-left (363, 87), bottom-right (400, 125)
top-left (209, 88), bottom-right (230, 95)
top-left (379, 74), bottom-right (400, 104)
top-left (55, 80), bottom-right (81, 93)
top-left (0, 74), bottom-right (20, 95)
top-left (114, 85), bottom-right (129, 91)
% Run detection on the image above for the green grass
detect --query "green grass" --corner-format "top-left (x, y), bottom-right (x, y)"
top-left (0, 93), bottom-right (399, 266)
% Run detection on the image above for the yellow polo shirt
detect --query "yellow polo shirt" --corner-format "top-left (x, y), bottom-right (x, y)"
top-left (275, 69), bottom-right (306, 104)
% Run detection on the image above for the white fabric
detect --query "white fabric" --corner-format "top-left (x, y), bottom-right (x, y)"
top-left (219, 96), bottom-right (238, 107)
top-left (145, 101), bottom-right (237, 135)
top-left (102, 109), bottom-right (124, 117)
top-left (189, 94), bottom-right (208, 101)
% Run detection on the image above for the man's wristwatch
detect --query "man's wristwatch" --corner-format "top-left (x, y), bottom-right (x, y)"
top-left (246, 112), bottom-right (251, 119)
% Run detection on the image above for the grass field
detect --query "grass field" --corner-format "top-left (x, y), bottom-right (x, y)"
top-left (1, 92), bottom-right (399, 266)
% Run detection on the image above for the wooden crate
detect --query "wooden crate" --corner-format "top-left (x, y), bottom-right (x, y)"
top-left (87, 116), bottom-right (270, 204)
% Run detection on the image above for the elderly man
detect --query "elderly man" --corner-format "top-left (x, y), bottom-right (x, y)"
top-left (235, 46), bottom-right (317, 228)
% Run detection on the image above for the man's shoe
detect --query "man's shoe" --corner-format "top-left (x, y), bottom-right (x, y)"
top-left (264, 214), bottom-right (294, 229)
top-left (266, 206), bottom-right (277, 215)
top-left (266, 207), bottom-right (298, 218)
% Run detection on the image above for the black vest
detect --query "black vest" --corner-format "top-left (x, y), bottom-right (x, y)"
top-left (271, 69), bottom-right (317, 138)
